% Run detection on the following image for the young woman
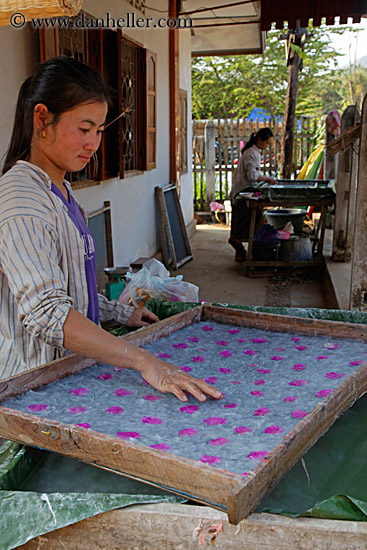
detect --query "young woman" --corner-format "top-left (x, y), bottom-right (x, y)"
top-left (228, 128), bottom-right (276, 261)
top-left (0, 56), bottom-right (222, 403)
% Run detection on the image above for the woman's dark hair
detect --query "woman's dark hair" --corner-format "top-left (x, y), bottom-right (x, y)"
top-left (2, 56), bottom-right (111, 175)
top-left (241, 127), bottom-right (273, 154)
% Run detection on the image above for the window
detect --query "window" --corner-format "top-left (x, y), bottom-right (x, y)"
top-left (39, 20), bottom-right (157, 186)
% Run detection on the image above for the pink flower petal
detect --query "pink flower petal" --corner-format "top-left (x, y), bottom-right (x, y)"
top-left (292, 410), bottom-right (310, 418)
top-left (295, 345), bottom-right (308, 351)
top-left (235, 426), bottom-right (252, 434)
top-left (284, 396), bottom-right (297, 402)
top-left (244, 350), bottom-right (257, 356)
top-left (180, 405), bottom-right (199, 414)
top-left (179, 428), bottom-right (197, 437)
top-left (173, 343), bottom-right (187, 349)
top-left (251, 391), bottom-right (264, 396)
top-left (219, 350), bottom-right (232, 358)
top-left (275, 347), bottom-right (285, 351)
top-left (204, 376), bottom-right (218, 384)
top-left (252, 338), bottom-right (268, 343)
top-left (180, 366), bottom-right (192, 372)
top-left (114, 388), bottom-right (132, 397)
top-left (242, 472), bottom-right (248, 476)
top-left (68, 406), bottom-right (87, 414)
top-left (317, 355), bottom-right (329, 360)
top-left (197, 348), bottom-right (206, 352)
top-left (291, 337), bottom-right (300, 342)
top-left (257, 368), bottom-right (272, 374)
top-left (237, 338), bottom-right (248, 343)
top-left (200, 454), bottom-right (221, 465)
top-left (254, 379), bottom-right (265, 385)
top-left (28, 403), bottom-right (49, 412)
top-left (325, 343), bottom-right (340, 350)
top-left (264, 425), bottom-right (284, 434)
top-left (350, 360), bottom-right (364, 366)
top-left (247, 451), bottom-right (268, 460)
top-left (144, 395), bottom-right (164, 401)
top-left (325, 372), bottom-right (345, 379)
top-left (289, 379), bottom-right (308, 386)
top-left (254, 407), bottom-right (270, 416)
top-left (98, 373), bottom-right (114, 380)
top-left (293, 364), bottom-right (306, 371)
top-left (218, 367), bottom-right (232, 374)
top-left (316, 389), bottom-right (333, 398)
top-left (230, 380), bottom-right (241, 384)
top-left (223, 403), bottom-right (237, 409)
top-left (208, 437), bottom-right (228, 446)
top-left (151, 443), bottom-right (170, 450)
top-left (202, 325), bottom-right (213, 331)
top-left (188, 337), bottom-right (199, 342)
top-left (204, 417), bottom-right (226, 426)
top-left (249, 363), bottom-right (259, 367)
top-left (191, 356), bottom-right (205, 363)
top-left (216, 340), bottom-right (229, 346)
top-left (271, 356), bottom-right (284, 361)
top-left (117, 432), bottom-right (140, 439)
top-left (228, 329), bottom-right (241, 334)
top-left (156, 352), bottom-right (171, 358)
top-left (114, 367), bottom-right (123, 372)
top-left (143, 380), bottom-right (150, 386)
top-left (142, 416), bottom-right (162, 424)
top-left (106, 406), bottom-right (124, 415)
top-left (76, 423), bottom-right (90, 428)
top-left (70, 387), bottom-right (89, 396)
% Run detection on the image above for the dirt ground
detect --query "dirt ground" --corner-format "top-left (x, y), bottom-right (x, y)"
top-left (180, 224), bottom-right (331, 309)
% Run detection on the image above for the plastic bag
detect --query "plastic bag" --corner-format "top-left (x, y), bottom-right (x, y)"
top-left (253, 223), bottom-right (280, 243)
top-left (118, 262), bottom-right (199, 307)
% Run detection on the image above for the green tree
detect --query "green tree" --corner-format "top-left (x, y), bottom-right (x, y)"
top-left (192, 25), bottom-right (366, 120)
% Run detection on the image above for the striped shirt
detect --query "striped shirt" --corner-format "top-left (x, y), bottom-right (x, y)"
top-left (0, 161), bottom-right (134, 380)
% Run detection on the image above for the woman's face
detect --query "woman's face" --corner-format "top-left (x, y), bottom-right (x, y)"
top-left (257, 137), bottom-right (273, 150)
top-left (33, 101), bottom-right (108, 177)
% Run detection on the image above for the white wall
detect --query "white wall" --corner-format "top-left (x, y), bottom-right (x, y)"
top-left (179, 28), bottom-right (193, 227)
top-left (0, 25), bottom-right (39, 167)
top-left (0, 0), bottom-right (194, 267)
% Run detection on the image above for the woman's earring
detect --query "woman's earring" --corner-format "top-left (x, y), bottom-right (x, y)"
top-left (41, 131), bottom-right (46, 138)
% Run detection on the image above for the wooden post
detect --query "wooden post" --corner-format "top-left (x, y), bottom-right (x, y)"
top-left (279, 26), bottom-right (308, 179)
top-left (280, 53), bottom-right (301, 178)
top-left (332, 106), bottom-right (360, 262)
top-left (350, 94), bottom-right (367, 309)
top-left (205, 120), bottom-right (216, 208)
top-left (169, 0), bottom-right (180, 190)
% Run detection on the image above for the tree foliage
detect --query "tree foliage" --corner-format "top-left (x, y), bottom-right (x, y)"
top-left (192, 25), bottom-right (367, 120)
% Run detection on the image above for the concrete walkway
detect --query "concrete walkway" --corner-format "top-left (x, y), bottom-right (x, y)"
top-left (180, 224), bottom-right (338, 309)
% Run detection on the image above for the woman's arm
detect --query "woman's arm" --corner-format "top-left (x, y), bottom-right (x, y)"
top-left (63, 308), bottom-right (222, 403)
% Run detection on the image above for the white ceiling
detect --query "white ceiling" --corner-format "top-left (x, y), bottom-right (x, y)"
top-left (180, 0), bottom-right (264, 56)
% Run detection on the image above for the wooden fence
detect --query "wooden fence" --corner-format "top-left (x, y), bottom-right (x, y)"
top-left (192, 117), bottom-right (317, 211)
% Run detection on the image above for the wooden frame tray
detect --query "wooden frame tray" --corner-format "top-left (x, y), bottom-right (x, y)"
top-left (1, 305), bottom-right (367, 524)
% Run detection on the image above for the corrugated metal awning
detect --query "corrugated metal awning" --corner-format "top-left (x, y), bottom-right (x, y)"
top-left (0, 0), bottom-right (83, 27)
top-left (261, 0), bottom-right (367, 30)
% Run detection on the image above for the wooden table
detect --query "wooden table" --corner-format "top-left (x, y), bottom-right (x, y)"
top-left (243, 196), bottom-right (335, 276)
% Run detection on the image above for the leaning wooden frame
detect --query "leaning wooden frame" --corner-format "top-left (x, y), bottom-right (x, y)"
top-left (0, 305), bottom-right (366, 525)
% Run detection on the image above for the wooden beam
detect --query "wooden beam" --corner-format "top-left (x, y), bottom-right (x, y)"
top-left (169, 0), bottom-right (180, 189)
top-left (350, 94), bottom-right (367, 309)
top-left (17, 503), bottom-right (367, 550)
top-left (332, 106), bottom-right (360, 262)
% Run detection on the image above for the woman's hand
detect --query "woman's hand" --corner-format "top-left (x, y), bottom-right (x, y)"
top-left (125, 307), bottom-right (159, 328)
top-left (138, 351), bottom-right (223, 402)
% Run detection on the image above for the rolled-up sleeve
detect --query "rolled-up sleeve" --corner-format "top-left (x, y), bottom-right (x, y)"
top-left (0, 216), bottom-right (73, 348)
top-left (98, 293), bottom-right (134, 324)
